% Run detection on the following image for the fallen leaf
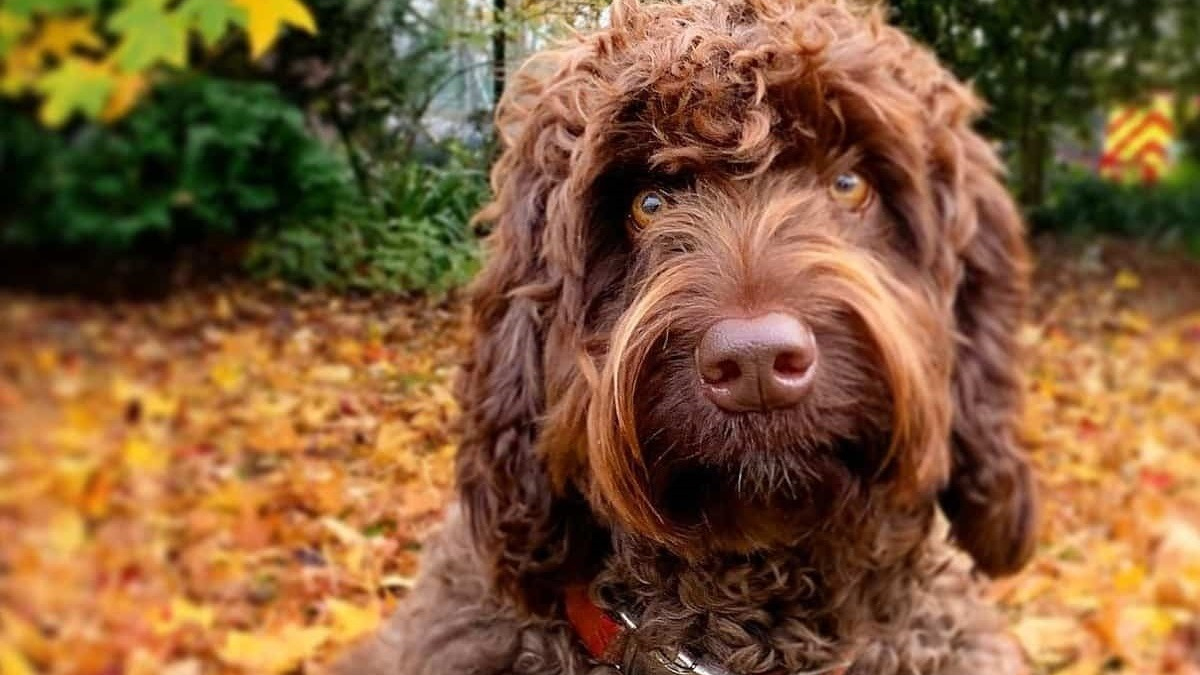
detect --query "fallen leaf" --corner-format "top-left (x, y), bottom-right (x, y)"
top-left (1013, 615), bottom-right (1082, 669)
top-left (46, 509), bottom-right (86, 556)
top-left (0, 644), bottom-right (36, 675)
top-left (309, 364), bottom-right (354, 384)
top-left (153, 599), bottom-right (215, 635)
top-left (219, 625), bottom-right (329, 674)
top-left (326, 598), bottom-right (381, 644)
top-left (124, 435), bottom-right (167, 473)
top-left (1114, 269), bottom-right (1142, 290)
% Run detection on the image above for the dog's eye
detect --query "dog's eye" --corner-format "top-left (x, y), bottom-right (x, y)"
top-left (829, 171), bottom-right (872, 210)
top-left (630, 190), bottom-right (666, 229)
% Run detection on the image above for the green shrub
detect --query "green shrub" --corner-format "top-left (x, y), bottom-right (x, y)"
top-left (0, 76), bottom-right (354, 250)
top-left (246, 149), bottom-right (488, 293)
top-left (1031, 163), bottom-right (1200, 254)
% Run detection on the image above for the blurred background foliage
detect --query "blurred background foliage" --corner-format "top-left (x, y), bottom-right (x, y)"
top-left (890, 0), bottom-right (1200, 205)
top-left (0, 77), bottom-right (353, 249)
top-left (0, 0), bottom-right (1198, 294)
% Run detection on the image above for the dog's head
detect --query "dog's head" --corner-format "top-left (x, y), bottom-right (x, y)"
top-left (456, 0), bottom-right (1036, 611)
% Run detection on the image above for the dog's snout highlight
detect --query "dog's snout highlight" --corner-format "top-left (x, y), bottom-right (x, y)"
top-left (696, 312), bottom-right (817, 412)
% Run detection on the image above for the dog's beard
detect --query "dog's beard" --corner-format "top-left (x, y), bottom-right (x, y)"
top-left (630, 326), bottom-right (895, 553)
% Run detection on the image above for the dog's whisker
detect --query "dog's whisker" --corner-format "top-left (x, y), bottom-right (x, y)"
top-left (780, 467), bottom-right (797, 500)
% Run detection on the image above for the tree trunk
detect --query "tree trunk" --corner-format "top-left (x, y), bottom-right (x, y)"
top-left (330, 107), bottom-right (371, 199)
top-left (1017, 122), bottom-right (1049, 209)
top-left (492, 0), bottom-right (507, 109)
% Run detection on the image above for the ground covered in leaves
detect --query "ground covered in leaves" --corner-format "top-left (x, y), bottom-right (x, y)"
top-left (2, 239), bottom-right (1199, 675)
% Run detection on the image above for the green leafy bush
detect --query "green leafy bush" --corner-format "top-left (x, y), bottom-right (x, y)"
top-left (247, 149), bottom-right (488, 293)
top-left (1031, 164), bottom-right (1200, 254)
top-left (0, 76), bottom-right (354, 250)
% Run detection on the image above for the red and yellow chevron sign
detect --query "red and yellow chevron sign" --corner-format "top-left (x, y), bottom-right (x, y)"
top-left (1100, 93), bottom-right (1176, 184)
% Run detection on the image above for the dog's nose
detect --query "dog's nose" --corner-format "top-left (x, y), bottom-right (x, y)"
top-left (696, 313), bottom-right (817, 412)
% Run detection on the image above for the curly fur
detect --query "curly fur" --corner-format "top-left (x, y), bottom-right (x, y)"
top-left (334, 0), bottom-right (1036, 672)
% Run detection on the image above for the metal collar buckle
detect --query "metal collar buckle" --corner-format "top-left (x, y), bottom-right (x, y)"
top-left (612, 607), bottom-right (853, 675)
top-left (613, 609), bottom-right (737, 675)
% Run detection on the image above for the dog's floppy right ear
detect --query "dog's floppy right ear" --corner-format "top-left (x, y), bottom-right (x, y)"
top-left (456, 169), bottom-right (572, 615)
top-left (454, 59), bottom-right (604, 614)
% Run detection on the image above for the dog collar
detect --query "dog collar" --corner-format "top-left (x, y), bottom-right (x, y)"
top-left (564, 585), bottom-right (854, 675)
top-left (564, 585), bottom-right (626, 662)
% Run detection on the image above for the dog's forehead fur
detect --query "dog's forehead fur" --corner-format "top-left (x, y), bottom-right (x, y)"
top-left (502, 0), bottom-right (981, 179)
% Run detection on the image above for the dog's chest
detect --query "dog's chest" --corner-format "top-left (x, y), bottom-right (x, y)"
top-left (585, 552), bottom-right (860, 675)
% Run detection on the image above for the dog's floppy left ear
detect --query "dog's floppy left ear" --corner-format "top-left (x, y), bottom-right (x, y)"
top-left (938, 132), bottom-right (1038, 577)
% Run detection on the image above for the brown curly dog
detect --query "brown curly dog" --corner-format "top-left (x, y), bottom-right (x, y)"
top-left (334, 0), bottom-right (1037, 672)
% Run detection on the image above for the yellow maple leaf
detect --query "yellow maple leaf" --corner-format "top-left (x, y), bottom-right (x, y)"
top-left (219, 625), bottom-right (330, 674)
top-left (31, 16), bottom-right (103, 59)
top-left (325, 599), bottom-right (381, 644)
top-left (231, 0), bottom-right (317, 59)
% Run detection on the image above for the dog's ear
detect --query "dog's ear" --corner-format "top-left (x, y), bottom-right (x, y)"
top-left (455, 61), bottom-right (605, 614)
top-left (936, 130), bottom-right (1038, 577)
